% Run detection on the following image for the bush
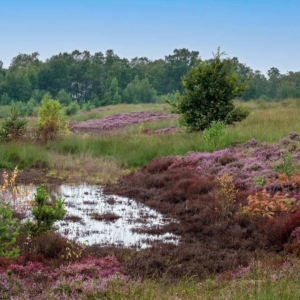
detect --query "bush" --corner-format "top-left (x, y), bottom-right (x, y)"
top-left (0, 203), bottom-right (19, 258)
top-left (37, 94), bottom-right (66, 142)
top-left (203, 121), bottom-right (226, 150)
top-left (273, 152), bottom-right (298, 179)
top-left (0, 106), bottom-right (27, 142)
top-left (81, 101), bottom-right (95, 112)
top-left (25, 186), bottom-right (66, 235)
top-left (169, 48), bottom-right (248, 131)
top-left (64, 101), bottom-right (80, 116)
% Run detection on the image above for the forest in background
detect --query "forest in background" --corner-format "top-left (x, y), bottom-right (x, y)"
top-left (0, 48), bottom-right (299, 115)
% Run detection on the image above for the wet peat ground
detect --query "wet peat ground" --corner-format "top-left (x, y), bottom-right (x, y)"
top-left (4, 134), bottom-right (300, 280)
top-left (101, 134), bottom-right (300, 279)
top-left (103, 161), bottom-right (273, 279)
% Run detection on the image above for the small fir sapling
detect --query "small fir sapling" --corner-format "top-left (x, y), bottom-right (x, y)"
top-left (0, 105), bottom-right (27, 142)
top-left (0, 203), bottom-right (19, 258)
top-left (273, 152), bottom-right (299, 179)
top-left (25, 186), bottom-right (66, 235)
top-left (253, 175), bottom-right (265, 187)
top-left (37, 94), bottom-right (66, 142)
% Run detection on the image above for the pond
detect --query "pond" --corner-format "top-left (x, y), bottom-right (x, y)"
top-left (18, 184), bottom-right (179, 249)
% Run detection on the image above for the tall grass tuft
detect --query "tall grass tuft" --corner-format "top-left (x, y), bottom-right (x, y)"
top-left (0, 143), bottom-right (48, 170)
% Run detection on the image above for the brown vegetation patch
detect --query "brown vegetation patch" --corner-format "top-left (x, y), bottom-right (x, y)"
top-left (0, 169), bottom-right (49, 185)
top-left (106, 197), bottom-right (116, 205)
top-left (90, 212), bottom-right (121, 222)
top-left (103, 156), bottom-right (287, 279)
top-left (64, 215), bottom-right (83, 222)
top-left (82, 200), bottom-right (97, 205)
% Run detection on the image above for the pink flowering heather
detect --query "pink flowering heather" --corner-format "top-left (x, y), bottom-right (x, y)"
top-left (72, 111), bottom-right (178, 131)
top-left (0, 256), bottom-right (126, 299)
top-left (167, 132), bottom-right (300, 191)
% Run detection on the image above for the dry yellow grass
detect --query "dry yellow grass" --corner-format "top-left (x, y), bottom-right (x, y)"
top-left (48, 153), bottom-right (125, 184)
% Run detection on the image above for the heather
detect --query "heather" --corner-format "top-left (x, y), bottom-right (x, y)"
top-left (169, 131), bottom-right (300, 192)
top-left (3, 101), bottom-right (300, 298)
top-left (103, 131), bottom-right (300, 281)
top-left (0, 256), bottom-right (127, 299)
top-left (71, 111), bottom-right (178, 132)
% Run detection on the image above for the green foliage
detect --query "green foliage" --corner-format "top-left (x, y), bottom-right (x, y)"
top-left (122, 76), bottom-right (157, 104)
top-left (64, 101), bottom-right (80, 116)
top-left (0, 203), bottom-right (19, 258)
top-left (203, 121), bottom-right (226, 150)
top-left (1, 93), bottom-right (11, 105)
top-left (0, 105), bottom-right (27, 142)
top-left (12, 98), bottom-right (37, 116)
top-left (224, 105), bottom-right (250, 124)
top-left (273, 152), bottom-right (298, 179)
top-left (81, 101), bottom-right (95, 111)
top-left (253, 175), bottom-right (265, 187)
top-left (103, 77), bottom-right (122, 105)
top-left (56, 89), bottom-right (72, 106)
top-left (169, 48), bottom-right (248, 131)
top-left (0, 143), bottom-right (48, 170)
top-left (37, 94), bottom-right (66, 142)
top-left (25, 186), bottom-right (66, 235)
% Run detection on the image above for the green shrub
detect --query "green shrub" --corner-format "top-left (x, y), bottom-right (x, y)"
top-left (225, 105), bottom-right (250, 124)
top-left (37, 94), bottom-right (66, 142)
top-left (64, 101), bottom-right (80, 116)
top-left (25, 186), bottom-right (66, 235)
top-left (273, 152), bottom-right (298, 178)
top-left (0, 106), bottom-right (27, 142)
top-left (81, 101), bottom-right (95, 112)
top-left (0, 203), bottom-right (19, 258)
top-left (169, 48), bottom-right (248, 131)
top-left (203, 121), bottom-right (226, 150)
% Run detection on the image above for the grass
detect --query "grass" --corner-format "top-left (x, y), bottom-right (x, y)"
top-left (3, 99), bottom-right (300, 298)
top-left (47, 152), bottom-right (125, 184)
top-left (2, 99), bottom-right (300, 176)
top-left (0, 143), bottom-right (48, 170)
top-left (4, 257), bottom-right (300, 299)
top-left (77, 255), bottom-right (300, 299)
top-left (69, 102), bottom-right (171, 123)
top-left (43, 99), bottom-right (300, 170)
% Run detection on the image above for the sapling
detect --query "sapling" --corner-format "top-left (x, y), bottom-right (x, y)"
top-left (253, 175), bottom-right (265, 187)
top-left (273, 152), bottom-right (298, 179)
top-left (0, 203), bottom-right (19, 258)
top-left (0, 105), bottom-right (27, 142)
top-left (25, 186), bottom-right (66, 235)
top-left (203, 121), bottom-right (226, 150)
top-left (216, 173), bottom-right (237, 216)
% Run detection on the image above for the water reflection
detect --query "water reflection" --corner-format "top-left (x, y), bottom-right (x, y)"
top-left (22, 184), bottom-right (179, 248)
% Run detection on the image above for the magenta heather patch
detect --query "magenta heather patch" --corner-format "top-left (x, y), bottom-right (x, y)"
top-left (72, 111), bottom-right (178, 132)
top-left (8, 261), bottom-right (44, 277)
top-left (59, 256), bottom-right (122, 278)
top-left (0, 256), bottom-right (125, 299)
top-left (167, 133), bottom-right (300, 190)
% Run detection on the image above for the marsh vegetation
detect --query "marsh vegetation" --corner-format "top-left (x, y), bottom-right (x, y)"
top-left (1, 99), bottom-right (300, 298)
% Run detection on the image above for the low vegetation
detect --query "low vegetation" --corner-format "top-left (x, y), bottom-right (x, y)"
top-left (2, 99), bottom-right (300, 298)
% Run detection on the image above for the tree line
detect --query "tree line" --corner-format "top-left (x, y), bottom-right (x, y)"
top-left (0, 49), bottom-right (299, 111)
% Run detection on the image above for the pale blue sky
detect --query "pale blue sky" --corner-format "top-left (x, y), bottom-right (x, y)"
top-left (1, 0), bottom-right (299, 74)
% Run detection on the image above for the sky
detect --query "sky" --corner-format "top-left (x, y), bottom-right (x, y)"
top-left (1, 0), bottom-right (300, 75)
